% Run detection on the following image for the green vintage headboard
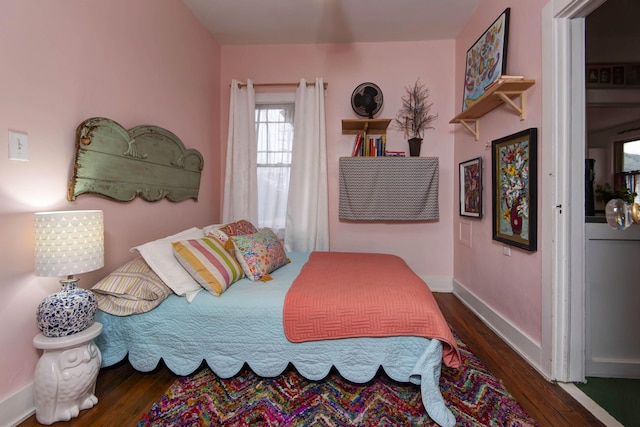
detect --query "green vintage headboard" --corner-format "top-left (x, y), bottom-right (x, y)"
top-left (68, 117), bottom-right (204, 202)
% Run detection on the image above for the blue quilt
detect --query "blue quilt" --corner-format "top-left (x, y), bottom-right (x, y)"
top-left (94, 252), bottom-right (455, 426)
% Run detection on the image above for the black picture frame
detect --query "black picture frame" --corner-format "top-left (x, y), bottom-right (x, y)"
top-left (599, 67), bottom-right (612, 84)
top-left (612, 66), bottom-right (625, 85)
top-left (462, 8), bottom-right (510, 111)
top-left (587, 67), bottom-right (599, 84)
top-left (491, 128), bottom-right (537, 251)
top-left (459, 157), bottom-right (483, 218)
top-left (586, 63), bottom-right (640, 87)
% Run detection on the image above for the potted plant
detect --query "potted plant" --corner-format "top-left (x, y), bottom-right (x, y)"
top-left (393, 79), bottom-right (438, 156)
top-left (595, 182), bottom-right (637, 205)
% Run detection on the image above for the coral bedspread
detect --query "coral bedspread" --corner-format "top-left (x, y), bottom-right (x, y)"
top-left (283, 251), bottom-right (461, 368)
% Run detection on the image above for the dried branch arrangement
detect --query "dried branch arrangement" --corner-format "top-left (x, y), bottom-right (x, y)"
top-left (394, 79), bottom-right (438, 139)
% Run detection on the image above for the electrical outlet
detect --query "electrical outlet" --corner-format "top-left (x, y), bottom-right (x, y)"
top-left (9, 130), bottom-right (28, 161)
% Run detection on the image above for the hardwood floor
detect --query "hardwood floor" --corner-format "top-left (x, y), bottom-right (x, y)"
top-left (18, 293), bottom-right (603, 427)
top-left (435, 294), bottom-right (604, 427)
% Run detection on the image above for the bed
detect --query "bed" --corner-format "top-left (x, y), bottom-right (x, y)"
top-left (92, 222), bottom-right (461, 427)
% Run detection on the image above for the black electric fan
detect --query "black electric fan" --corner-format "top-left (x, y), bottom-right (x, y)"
top-left (351, 82), bottom-right (383, 119)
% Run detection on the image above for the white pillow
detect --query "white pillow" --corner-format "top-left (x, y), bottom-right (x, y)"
top-left (130, 227), bottom-right (205, 302)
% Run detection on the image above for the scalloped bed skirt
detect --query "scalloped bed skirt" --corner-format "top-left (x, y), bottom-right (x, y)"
top-left (95, 252), bottom-right (455, 427)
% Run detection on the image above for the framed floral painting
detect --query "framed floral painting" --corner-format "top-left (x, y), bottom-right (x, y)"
top-left (491, 128), bottom-right (537, 251)
top-left (459, 157), bottom-right (483, 218)
top-left (462, 8), bottom-right (510, 111)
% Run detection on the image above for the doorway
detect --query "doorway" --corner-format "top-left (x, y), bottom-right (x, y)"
top-left (584, 0), bottom-right (640, 380)
top-left (539, 2), bottom-right (640, 425)
top-left (542, 0), bottom-right (606, 383)
top-left (544, 2), bottom-right (640, 424)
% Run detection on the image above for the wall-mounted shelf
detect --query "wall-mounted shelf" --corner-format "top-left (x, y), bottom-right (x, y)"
top-left (450, 78), bottom-right (535, 141)
top-left (342, 118), bottom-right (391, 135)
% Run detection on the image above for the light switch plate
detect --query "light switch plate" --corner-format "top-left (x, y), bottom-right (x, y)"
top-left (9, 130), bottom-right (28, 161)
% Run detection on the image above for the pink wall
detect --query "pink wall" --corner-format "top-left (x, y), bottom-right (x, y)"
top-left (453, 0), bottom-right (547, 343)
top-left (0, 0), bottom-right (553, 414)
top-left (221, 41), bottom-right (456, 280)
top-left (0, 0), bottom-right (221, 404)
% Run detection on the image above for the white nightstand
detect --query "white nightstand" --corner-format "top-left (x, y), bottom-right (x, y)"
top-left (33, 322), bottom-right (103, 425)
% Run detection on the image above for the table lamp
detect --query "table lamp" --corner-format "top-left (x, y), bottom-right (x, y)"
top-left (34, 210), bottom-right (104, 337)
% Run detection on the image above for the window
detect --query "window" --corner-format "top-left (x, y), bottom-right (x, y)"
top-left (255, 101), bottom-right (294, 237)
top-left (614, 137), bottom-right (640, 203)
top-left (619, 139), bottom-right (640, 173)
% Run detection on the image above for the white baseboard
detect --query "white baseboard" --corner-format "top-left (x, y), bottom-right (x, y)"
top-left (423, 276), bottom-right (453, 293)
top-left (0, 382), bottom-right (35, 427)
top-left (452, 279), bottom-right (550, 380)
top-left (558, 383), bottom-right (624, 427)
top-left (586, 358), bottom-right (640, 378)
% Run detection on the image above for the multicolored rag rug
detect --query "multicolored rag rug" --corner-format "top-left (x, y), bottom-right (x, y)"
top-left (138, 332), bottom-right (537, 426)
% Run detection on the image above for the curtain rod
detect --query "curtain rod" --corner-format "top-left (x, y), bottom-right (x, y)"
top-left (233, 81), bottom-right (328, 89)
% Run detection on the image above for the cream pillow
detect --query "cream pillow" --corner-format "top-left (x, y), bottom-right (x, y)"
top-left (130, 227), bottom-right (205, 302)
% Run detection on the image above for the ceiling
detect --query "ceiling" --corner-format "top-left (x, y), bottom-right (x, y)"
top-left (182, 0), bottom-right (639, 134)
top-left (183, 0), bottom-right (482, 45)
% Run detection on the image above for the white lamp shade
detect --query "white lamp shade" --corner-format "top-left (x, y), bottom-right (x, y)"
top-left (34, 210), bottom-right (104, 277)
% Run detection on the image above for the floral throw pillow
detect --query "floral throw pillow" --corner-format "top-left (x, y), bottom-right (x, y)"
top-left (230, 228), bottom-right (289, 281)
top-left (207, 219), bottom-right (258, 251)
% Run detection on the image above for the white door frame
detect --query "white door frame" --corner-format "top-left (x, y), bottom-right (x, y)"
top-left (542, 0), bottom-right (606, 382)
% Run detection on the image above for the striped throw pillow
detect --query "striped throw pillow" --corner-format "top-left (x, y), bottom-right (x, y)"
top-left (172, 237), bottom-right (244, 296)
top-left (92, 257), bottom-right (172, 316)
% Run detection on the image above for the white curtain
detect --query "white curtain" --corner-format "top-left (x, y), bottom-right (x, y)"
top-left (223, 79), bottom-right (258, 225)
top-left (285, 78), bottom-right (330, 252)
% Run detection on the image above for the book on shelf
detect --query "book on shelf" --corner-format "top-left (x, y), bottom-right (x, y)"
top-left (369, 137), bottom-right (376, 157)
top-left (352, 134), bottom-right (390, 157)
top-left (351, 133), bottom-right (363, 157)
top-left (370, 136), bottom-right (385, 157)
top-left (385, 150), bottom-right (406, 157)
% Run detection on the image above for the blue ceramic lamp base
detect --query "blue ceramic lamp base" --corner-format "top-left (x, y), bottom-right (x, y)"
top-left (36, 278), bottom-right (97, 338)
